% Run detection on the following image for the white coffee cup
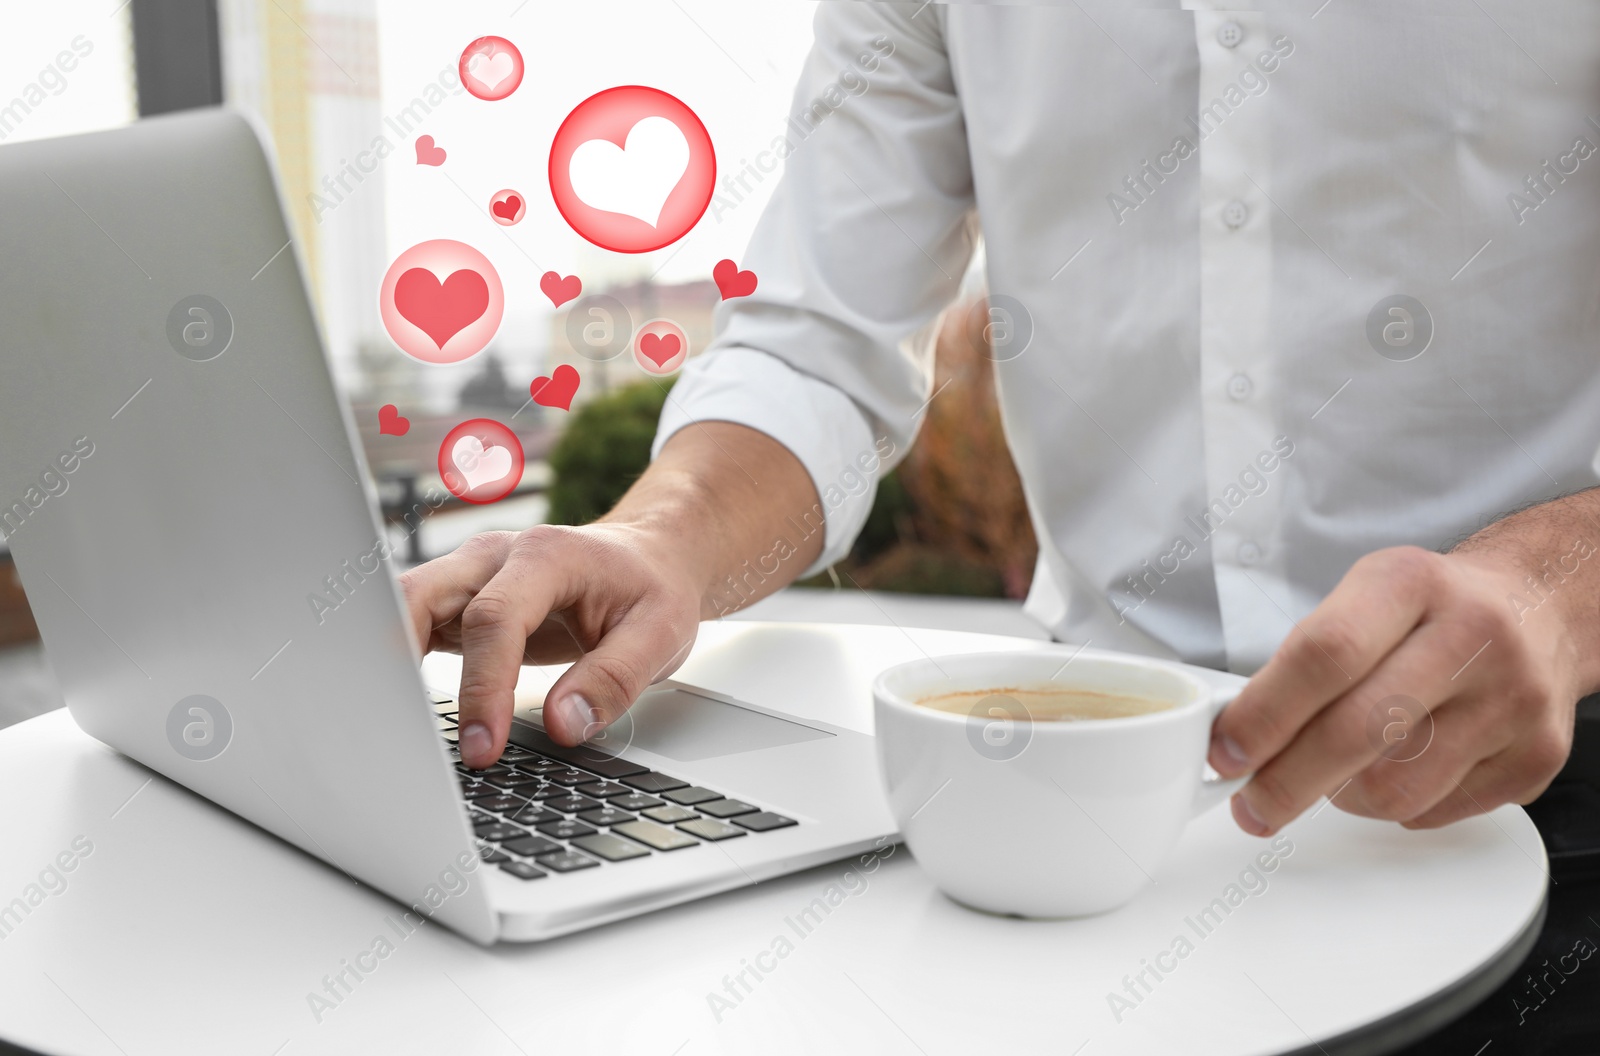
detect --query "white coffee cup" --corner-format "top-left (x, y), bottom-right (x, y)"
top-left (873, 649), bottom-right (1247, 918)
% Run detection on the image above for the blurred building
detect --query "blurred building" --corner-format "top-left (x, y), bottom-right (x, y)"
top-left (215, 0), bottom-right (387, 392)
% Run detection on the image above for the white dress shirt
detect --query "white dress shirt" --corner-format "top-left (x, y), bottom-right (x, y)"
top-left (652, 0), bottom-right (1600, 674)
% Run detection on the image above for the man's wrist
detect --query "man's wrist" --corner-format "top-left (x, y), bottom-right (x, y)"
top-left (1450, 497), bottom-right (1600, 696)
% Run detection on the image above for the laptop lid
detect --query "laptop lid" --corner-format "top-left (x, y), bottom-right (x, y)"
top-left (0, 109), bottom-right (497, 943)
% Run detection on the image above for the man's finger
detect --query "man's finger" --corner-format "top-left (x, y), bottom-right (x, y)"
top-left (1231, 616), bottom-right (1470, 834)
top-left (455, 549), bottom-right (571, 768)
top-left (1212, 547), bottom-right (1437, 777)
top-left (396, 532), bottom-right (514, 654)
top-left (1333, 684), bottom-right (1514, 823)
top-left (542, 605), bottom-right (694, 746)
top-left (1399, 727), bottom-right (1570, 829)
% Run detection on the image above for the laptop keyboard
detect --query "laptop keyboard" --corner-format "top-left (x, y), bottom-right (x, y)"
top-left (431, 693), bottom-right (797, 880)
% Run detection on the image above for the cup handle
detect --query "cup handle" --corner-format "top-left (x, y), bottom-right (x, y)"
top-left (1191, 687), bottom-right (1251, 819)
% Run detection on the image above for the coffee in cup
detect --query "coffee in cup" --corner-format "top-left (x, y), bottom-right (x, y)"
top-left (874, 649), bottom-right (1247, 918)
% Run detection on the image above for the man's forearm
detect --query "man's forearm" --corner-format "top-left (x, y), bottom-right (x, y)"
top-left (601, 422), bottom-right (825, 620)
top-left (1450, 485), bottom-right (1600, 696)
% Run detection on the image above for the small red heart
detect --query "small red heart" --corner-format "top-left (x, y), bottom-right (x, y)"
top-left (530, 364), bottom-right (580, 411)
top-left (492, 195), bottom-right (522, 220)
top-left (713, 258), bottom-right (757, 300)
top-left (540, 271), bottom-right (582, 308)
top-left (415, 135), bottom-right (446, 166)
top-left (377, 404), bottom-right (410, 436)
top-left (393, 267), bottom-right (489, 350)
top-left (639, 332), bottom-right (682, 367)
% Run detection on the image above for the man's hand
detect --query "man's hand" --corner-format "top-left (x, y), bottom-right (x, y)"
top-left (1210, 536), bottom-right (1595, 836)
top-left (400, 524), bottom-right (702, 766)
top-left (399, 422), bottom-right (825, 769)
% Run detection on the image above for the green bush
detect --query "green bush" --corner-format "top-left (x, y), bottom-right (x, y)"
top-left (546, 380), bottom-right (673, 525)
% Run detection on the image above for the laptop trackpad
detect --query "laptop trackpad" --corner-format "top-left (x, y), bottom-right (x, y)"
top-left (610, 687), bottom-right (833, 762)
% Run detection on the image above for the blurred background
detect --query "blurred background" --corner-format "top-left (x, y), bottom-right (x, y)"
top-left (0, 0), bottom-right (1045, 726)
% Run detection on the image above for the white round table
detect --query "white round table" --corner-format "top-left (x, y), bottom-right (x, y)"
top-left (0, 622), bottom-right (1547, 1055)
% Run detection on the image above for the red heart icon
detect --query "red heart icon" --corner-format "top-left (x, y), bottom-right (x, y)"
top-left (713, 258), bottom-right (757, 300)
top-left (415, 135), bottom-right (446, 166)
top-left (540, 271), bottom-right (582, 308)
top-left (530, 364), bottom-right (580, 411)
top-left (393, 268), bottom-right (489, 350)
top-left (377, 404), bottom-right (410, 436)
top-left (639, 332), bottom-right (681, 367)
top-left (492, 195), bottom-right (522, 220)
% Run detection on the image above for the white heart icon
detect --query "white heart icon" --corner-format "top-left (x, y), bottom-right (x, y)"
top-left (451, 435), bottom-right (513, 492)
top-left (468, 51), bottom-right (515, 91)
top-left (568, 116), bottom-right (690, 228)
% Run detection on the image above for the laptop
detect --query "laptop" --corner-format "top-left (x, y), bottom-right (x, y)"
top-left (0, 108), bottom-right (895, 944)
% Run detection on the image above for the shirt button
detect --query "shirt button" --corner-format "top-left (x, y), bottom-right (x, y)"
top-left (1227, 373), bottom-right (1253, 400)
top-left (1237, 541), bottom-right (1263, 566)
top-left (1216, 21), bottom-right (1245, 48)
top-left (1222, 200), bottom-right (1249, 229)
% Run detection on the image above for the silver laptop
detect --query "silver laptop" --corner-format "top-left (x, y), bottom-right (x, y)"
top-left (0, 108), bottom-right (895, 944)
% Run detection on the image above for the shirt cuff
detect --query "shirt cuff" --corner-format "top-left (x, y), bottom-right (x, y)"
top-left (651, 345), bottom-right (885, 579)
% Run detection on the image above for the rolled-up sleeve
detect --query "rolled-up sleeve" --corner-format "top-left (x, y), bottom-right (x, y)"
top-left (651, 1), bottom-right (977, 577)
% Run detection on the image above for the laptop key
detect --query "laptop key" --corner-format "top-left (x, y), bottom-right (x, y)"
top-left (575, 781), bottom-right (631, 799)
top-left (613, 820), bottom-right (699, 851)
top-left (511, 803), bottom-right (560, 825)
top-left (535, 851), bottom-right (600, 873)
top-left (477, 823), bottom-right (525, 842)
top-left (546, 769), bottom-right (592, 787)
top-left (544, 794), bottom-right (602, 814)
top-left (436, 716), bottom-right (458, 731)
top-left (512, 757), bottom-right (567, 776)
top-left (621, 772), bottom-right (689, 793)
top-left (485, 773), bottom-right (544, 791)
top-left (733, 811), bottom-right (798, 832)
top-left (507, 725), bottom-right (649, 778)
top-left (458, 763), bottom-right (509, 777)
top-left (568, 753), bottom-right (650, 779)
top-left (476, 795), bottom-right (530, 814)
top-left (440, 728), bottom-right (460, 744)
top-left (499, 861), bottom-right (548, 880)
top-left (536, 819), bottom-right (597, 839)
top-left (465, 786), bottom-right (511, 803)
top-left (698, 799), bottom-right (759, 819)
top-left (477, 845), bottom-right (510, 864)
top-left (570, 833), bottom-right (650, 862)
top-left (578, 807), bottom-right (635, 828)
top-left (677, 818), bottom-right (746, 841)
top-left (501, 834), bottom-right (563, 858)
top-left (642, 805), bottom-right (697, 824)
top-left (662, 786), bottom-right (722, 806)
top-left (468, 810), bottom-right (498, 828)
top-left (611, 793), bottom-right (664, 811)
